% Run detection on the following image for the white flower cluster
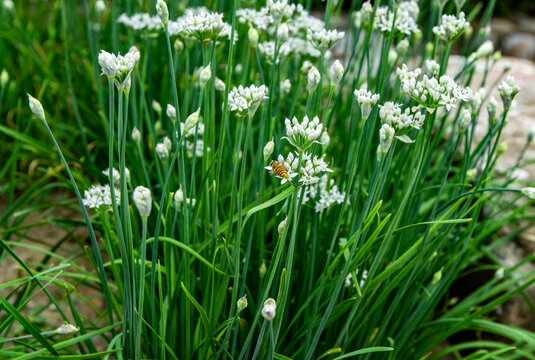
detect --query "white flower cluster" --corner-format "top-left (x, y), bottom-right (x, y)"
top-left (301, 174), bottom-right (346, 213)
top-left (267, 0), bottom-right (296, 23)
top-left (433, 11), bottom-right (469, 42)
top-left (117, 13), bottom-right (163, 35)
top-left (374, 1), bottom-right (420, 36)
top-left (257, 41), bottom-right (291, 64)
top-left (228, 84), bottom-right (268, 117)
top-left (345, 269), bottom-right (368, 288)
top-left (102, 167), bottom-right (130, 186)
top-left (354, 87), bottom-right (380, 119)
top-left (283, 115), bottom-right (322, 152)
top-left (354, 2), bottom-right (373, 28)
top-left (83, 184), bottom-right (120, 209)
top-left (237, 8), bottom-right (273, 30)
top-left (117, 7), bottom-right (235, 43)
top-left (396, 64), bottom-right (471, 112)
top-left (424, 59), bottom-right (439, 77)
top-left (307, 28), bottom-right (345, 52)
top-left (98, 46), bottom-right (140, 92)
top-left (468, 40), bottom-right (494, 62)
top-left (379, 102), bottom-right (424, 130)
top-left (498, 76), bottom-right (520, 110)
top-left (267, 152), bottom-right (332, 186)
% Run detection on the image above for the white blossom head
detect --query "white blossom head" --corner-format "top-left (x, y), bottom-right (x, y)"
top-left (379, 123), bottom-right (394, 155)
top-left (228, 84), bottom-right (268, 118)
top-left (56, 323), bottom-right (79, 335)
top-left (237, 295), bottom-right (248, 312)
top-left (497, 76), bottom-right (519, 111)
top-left (248, 26), bottom-right (259, 47)
top-left (27, 94), bottom-right (45, 122)
top-left (133, 186), bottom-right (152, 218)
top-left (95, 0), bottom-right (106, 15)
top-left (267, 0), bottom-right (296, 23)
top-left (433, 11), bottom-right (469, 42)
top-left (156, 142), bottom-right (169, 161)
top-left (215, 77), bottom-right (225, 92)
top-left (132, 127), bottom-right (141, 143)
top-left (522, 187), bottom-right (535, 200)
top-left (457, 107), bottom-right (471, 133)
top-left (199, 63), bottom-right (212, 87)
top-left (261, 298), bottom-right (277, 320)
top-left (98, 50), bottom-right (118, 79)
top-left (307, 28), bottom-right (344, 51)
top-left (83, 184), bottom-right (120, 209)
top-left (280, 79), bottom-right (291, 95)
top-left (174, 186), bottom-right (184, 206)
top-left (103, 167), bottom-right (130, 186)
top-left (283, 115), bottom-right (322, 151)
top-left (353, 87), bottom-right (380, 120)
top-left (166, 104), bottom-right (176, 120)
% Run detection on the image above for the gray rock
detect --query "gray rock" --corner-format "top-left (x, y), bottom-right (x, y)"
top-left (502, 33), bottom-right (535, 59)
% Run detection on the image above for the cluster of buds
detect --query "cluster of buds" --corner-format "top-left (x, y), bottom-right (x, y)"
top-left (433, 11), bottom-right (470, 42)
top-left (267, 0), bottom-right (296, 23)
top-left (83, 184), bottom-right (120, 209)
top-left (354, 87), bottom-right (380, 120)
top-left (228, 84), bottom-right (269, 117)
top-left (328, 60), bottom-right (344, 87)
top-left (133, 186), bottom-right (152, 218)
top-left (283, 115), bottom-right (322, 152)
top-left (497, 76), bottom-right (520, 111)
top-left (156, 137), bottom-right (172, 161)
top-left (98, 46), bottom-right (140, 92)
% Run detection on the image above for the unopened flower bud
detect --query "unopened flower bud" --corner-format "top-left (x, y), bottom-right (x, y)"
top-left (259, 260), bottom-right (267, 278)
top-left (497, 141), bottom-right (507, 156)
top-left (184, 108), bottom-right (200, 134)
top-left (378, 124), bottom-right (394, 155)
top-left (280, 79), bottom-right (291, 95)
top-left (98, 50), bottom-right (117, 79)
top-left (156, 0), bottom-right (169, 26)
top-left (492, 51), bottom-right (502, 64)
top-left (133, 186), bottom-right (152, 218)
top-left (214, 77), bottom-right (225, 92)
top-left (27, 94), bottom-right (45, 122)
top-left (237, 295), bottom-right (248, 312)
top-left (432, 268), bottom-right (443, 285)
top-left (307, 66), bottom-right (320, 92)
top-left (522, 187), bottom-right (535, 199)
top-left (174, 39), bottom-right (184, 54)
top-left (321, 130), bottom-right (330, 148)
top-left (278, 217), bottom-right (287, 236)
top-left (248, 26), bottom-right (259, 47)
top-left (152, 100), bottom-right (162, 115)
top-left (56, 323), bottom-right (79, 335)
top-left (156, 143), bottom-right (169, 161)
top-left (328, 60), bottom-right (344, 87)
top-left (466, 168), bottom-right (477, 182)
top-left (263, 138), bottom-right (274, 161)
top-left (166, 104), bottom-right (176, 120)
top-left (200, 63), bottom-right (211, 87)
top-left (0, 69), bottom-right (8, 87)
top-left (132, 127), bottom-right (141, 143)
top-left (261, 298), bottom-right (276, 320)
top-left (487, 96), bottom-right (497, 123)
top-left (457, 108), bottom-right (470, 132)
top-left (174, 186), bottom-right (184, 206)
top-left (277, 23), bottom-right (289, 42)
top-left (95, 0), bottom-right (106, 15)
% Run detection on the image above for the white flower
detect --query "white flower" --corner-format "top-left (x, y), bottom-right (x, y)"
top-left (83, 184), bottom-right (120, 209)
top-left (185, 139), bottom-right (207, 158)
top-left (237, 8), bottom-right (273, 31)
top-left (307, 66), bottom-right (320, 92)
top-left (354, 2), bottom-right (373, 28)
top-left (474, 40), bottom-right (494, 60)
top-left (498, 76), bottom-right (519, 110)
top-left (283, 115), bottom-right (322, 151)
top-left (95, 0), bottom-right (106, 15)
top-left (3, 0), bottom-right (14, 11)
top-left (228, 84), bottom-right (268, 117)
top-left (328, 60), bottom-right (344, 87)
top-left (117, 13), bottom-right (163, 35)
top-left (264, 138), bottom-right (275, 161)
top-left (175, 9), bottom-right (233, 43)
top-left (257, 41), bottom-right (290, 64)
top-left (353, 87), bottom-right (380, 119)
top-left (156, 0), bottom-right (169, 26)
top-left (261, 298), bottom-right (277, 320)
top-left (166, 104), bottom-right (176, 120)
top-left (133, 186), bottom-right (152, 218)
top-left (379, 102), bottom-right (423, 130)
top-left (156, 142), bottom-right (169, 161)
top-left (379, 124), bottom-right (395, 155)
top-left (374, 2), bottom-right (420, 36)
top-left (27, 94), bottom-right (45, 121)
top-left (457, 107), bottom-right (471, 132)
top-left (267, 0), bottom-right (296, 23)
top-left (301, 174), bottom-right (346, 213)
top-left (163, 136), bottom-right (172, 151)
top-left (307, 27), bottom-right (344, 51)
top-left (433, 11), bottom-right (469, 42)
top-left (267, 151), bottom-right (332, 186)
top-left (321, 130), bottom-right (330, 148)
top-left (174, 186), bottom-right (184, 206)
top-left (277, 22), bottom-right (289, 42)
top-left (200, 63), bottom-right (211, 87)
top-left (56, 323), bottom-right (79, 335)
top-left (424, 59), bottom-right (439, 77)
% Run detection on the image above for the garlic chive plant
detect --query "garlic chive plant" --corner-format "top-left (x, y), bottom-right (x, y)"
top-left (8, 0), bottom-right (535, 359)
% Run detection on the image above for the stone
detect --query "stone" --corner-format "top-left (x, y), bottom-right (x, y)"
top-left (502, 33), bottom-right (535, 59)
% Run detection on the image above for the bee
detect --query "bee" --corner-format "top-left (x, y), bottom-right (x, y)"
top-left (270, 160), bottom-right (287, 178)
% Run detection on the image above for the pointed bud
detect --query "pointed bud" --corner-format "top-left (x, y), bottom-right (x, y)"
top-left (215, 77), bottom-right (225, 92)
top-left (0, 69), bottom-right (8, 88)
top-left (200, 63), bottom-right (211, 87)
top-left (263, 138), bottom-right (274, 162)
top-left (174, 39), bottom-right (184, 54)
top-left (132, 127), bottom-right (141, 143)
top-left (133, 186), bottom-right (152, 218)
top-left (328, 60), bottom-right (344, 87)
top-left (166, 104), bottom-right (176, 120)
top-left (27, 94), bottom-right (45, 122)
top-left (321, 130), bottom-right (330, 148)
top-left (277, 23), bottom-right (289, 42)
top-left (259, 260), bottom-right (267, 278)
top-left (174, 186), bottom-right (184, 206)
top-left (95, 0), bottom-right (106, 15)
top-left (378, 124), bottom-right (394, 155)
top-left (98, 50), bottom-right (117, 79)
top-left (487, 96), bottom-right (497, 124)
top-left (307, 66), bottom-right (320, 92)
top-left (237, 295), bottom-right (248, 312)
top-left (156, 0), bottom-right (169, 26)
top-left (457, 108), bottom-right (470, 133)
top-left (278, 217), bottom-right (287, 236)
top-left (184, 108), bottom-right (200, 134)
top-left (248, 26), bottom-right (259, 47)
